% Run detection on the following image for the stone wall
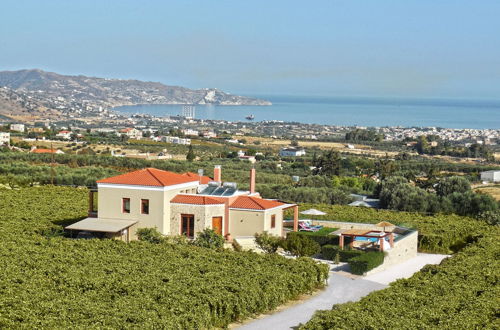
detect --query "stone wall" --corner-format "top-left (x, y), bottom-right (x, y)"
top-left (365, 230), bottom-right (419, 275)
top-left (170, 203), bottom-right (225, 238)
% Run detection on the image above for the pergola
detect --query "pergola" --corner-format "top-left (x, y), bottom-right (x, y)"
top-left (282, 204), bottom-right (300, 233)
top-left (66, 218), bottom-right (137, 243)
top-left (339, 229), bottom-right (394, 252)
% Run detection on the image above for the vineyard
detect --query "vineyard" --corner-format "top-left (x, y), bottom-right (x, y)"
top-left (302, 229), bottom-right (500, 329)
top-left (0, 186), bottom-right (329, 328)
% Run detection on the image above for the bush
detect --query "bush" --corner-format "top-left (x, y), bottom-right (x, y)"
top-left (340, 249), bottom-right (365, 262)
top-left (321, 244), bottom-right (338, 260)
top-left (348, 251), bottom-right (385, 275)
top-left (193, 228), bottom-right (224, 249)
top-left (321, 245), bottom-right (365, 262)
top-left (137, 227), bottom-right (164, 243)
top-left (255, 231), bottom-right (284, 253)
top-left (288, 231), bottom-right (338, 247)
top-left (232, 240), bottom-right (243, 252)
top-left (477, 210), bottom-right (500, 226)
top-left (282, 234), bottom-right (320, 257)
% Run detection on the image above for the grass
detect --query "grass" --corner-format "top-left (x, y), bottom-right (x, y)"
top-left (299, 227), bottom-right (338, 235)
top-left (473, 184), bottom-right (500, 201)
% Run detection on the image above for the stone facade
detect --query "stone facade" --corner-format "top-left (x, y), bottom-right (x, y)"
top-left (365, 230), bottom-right (418, 275)
top-left (170, 203), bottom-right (225, 238)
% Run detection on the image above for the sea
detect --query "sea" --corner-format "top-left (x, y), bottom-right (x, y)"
top-left (115, 95), bottom-right (500, 129)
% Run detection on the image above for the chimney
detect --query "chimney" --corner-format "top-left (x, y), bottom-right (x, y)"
top-left (250, 167), bottom-right (256, 194)
top-left (214, 165), bottom-right (222, 182)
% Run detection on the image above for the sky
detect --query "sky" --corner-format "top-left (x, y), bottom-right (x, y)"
top-left (1, 0), bottom-right (500, 99)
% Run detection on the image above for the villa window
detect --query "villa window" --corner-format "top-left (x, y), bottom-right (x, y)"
top-left (141, 199), bottom-right (149, 214)
top-left (122, 198), bottom-right (130, 213)
top-left (271, 215), bottom-right (276, 229)
top-left (181, 214), bottom-right (195, 239)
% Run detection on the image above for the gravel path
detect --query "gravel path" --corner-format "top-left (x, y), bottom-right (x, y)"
top-left (237, 253), bottom-right (448, 330)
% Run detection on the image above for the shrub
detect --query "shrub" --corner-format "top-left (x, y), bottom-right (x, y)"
top-left (193, 228), bottom-right (224, 249)
top-left (254, 231), bottom-right (284, 253)
top-left (321, 244), bottom-right (339, 260)
top-left (321, 245), bottom-right (364, 262)
top-left (477, 210), bottom-right (500, 226)
top-left (290, 229), bottom-right (339, 246)
top-left (232, 239), bottom-right (243, 252)
top-left (137, 227), bottom-right (164, 243)
top-left (339, 249), bottom-right (365, 262)
top-left (348, 251), bottom-right (385, 275)
top-left (282, 234), bottom-right (320, 257)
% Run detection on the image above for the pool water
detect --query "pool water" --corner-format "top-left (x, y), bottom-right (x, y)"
top-left (355, 237), bottom-right (379, 243)
top-left (354, 233), bottom-right (401, 243)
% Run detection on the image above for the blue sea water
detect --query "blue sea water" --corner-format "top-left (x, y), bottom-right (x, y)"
top-left (115, 95), bottom-right (500, 129)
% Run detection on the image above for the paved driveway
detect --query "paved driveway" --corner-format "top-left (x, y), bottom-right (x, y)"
top-left (237, 253), bottom-right (448, 330)
top-left (237, 273), bottom-right (386, 330)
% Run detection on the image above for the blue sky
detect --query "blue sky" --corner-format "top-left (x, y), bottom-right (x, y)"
top-left (1, 0), bottom-right (499, 99)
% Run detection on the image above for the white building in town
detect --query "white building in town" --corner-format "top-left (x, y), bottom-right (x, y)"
top-left (10, 124), bottom-right (25, 132)
top-left (480, 170), bottom-right (500, 183)
top-left (157, 136), bottom-right (191, 145)
top-left (182, 129), bottom-right (199, 136)
top-left (0, 132), bottom-right (10, 146)
top-left (56, 130), bottom-right (72, 140)
top-left (119, 128), bottom-right (143, 140)
top-left (279, 147), bottom-right (306, 157)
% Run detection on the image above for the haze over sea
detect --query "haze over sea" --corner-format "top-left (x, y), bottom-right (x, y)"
top-left (116, 95), bottom-right (500, 129)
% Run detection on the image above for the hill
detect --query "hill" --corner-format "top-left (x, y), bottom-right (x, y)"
top-left (0, 69), bottom-right (271, 106)
top-left (0, 69), bottom-right (271, 121)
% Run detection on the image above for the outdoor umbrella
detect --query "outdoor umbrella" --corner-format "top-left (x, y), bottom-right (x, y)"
top-left (300, 208), bottom-right (326, 221)
top-left (376, 221), bottom-right (395, 232)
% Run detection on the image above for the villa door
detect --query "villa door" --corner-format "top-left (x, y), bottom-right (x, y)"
top-left (181, 214), bottom-right (195, 238)
top-left (212, 217), bottom-right (223, 235)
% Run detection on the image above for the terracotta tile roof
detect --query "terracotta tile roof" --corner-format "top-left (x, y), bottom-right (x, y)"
top-left (96, 168), bottom-right (199, 187)
top-left (31, 148), bottom-right (57, 154)
top-left (171, 194), bottom-right (225, 205)
top-left (230, 196), bottom-right (286, 210)
top-left (181, 172), bottom-right (212, 184)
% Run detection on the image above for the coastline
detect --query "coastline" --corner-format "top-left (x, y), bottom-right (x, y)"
top-left (114, 95), bottom-right (500, 130)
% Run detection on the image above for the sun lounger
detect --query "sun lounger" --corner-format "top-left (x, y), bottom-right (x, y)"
top-left (298, 222), bottom-right (322, 232)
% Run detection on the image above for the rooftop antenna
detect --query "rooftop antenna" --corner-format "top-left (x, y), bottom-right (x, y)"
top-left (181, 105), bottom-right (195, 119)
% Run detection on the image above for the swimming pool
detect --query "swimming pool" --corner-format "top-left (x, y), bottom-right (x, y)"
top-left (354, 233), bottom-right (401, 243)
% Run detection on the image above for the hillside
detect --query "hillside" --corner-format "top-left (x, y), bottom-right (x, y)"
top-left (0, 69), bottom-right (271, 121)
top-left (0, 86), bottom-right (61, 121)
top-left (0, 69), bottom-right (271, 106)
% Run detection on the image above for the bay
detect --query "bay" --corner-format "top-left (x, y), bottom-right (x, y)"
top-left (115, 95), bottom-right (500, 129)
